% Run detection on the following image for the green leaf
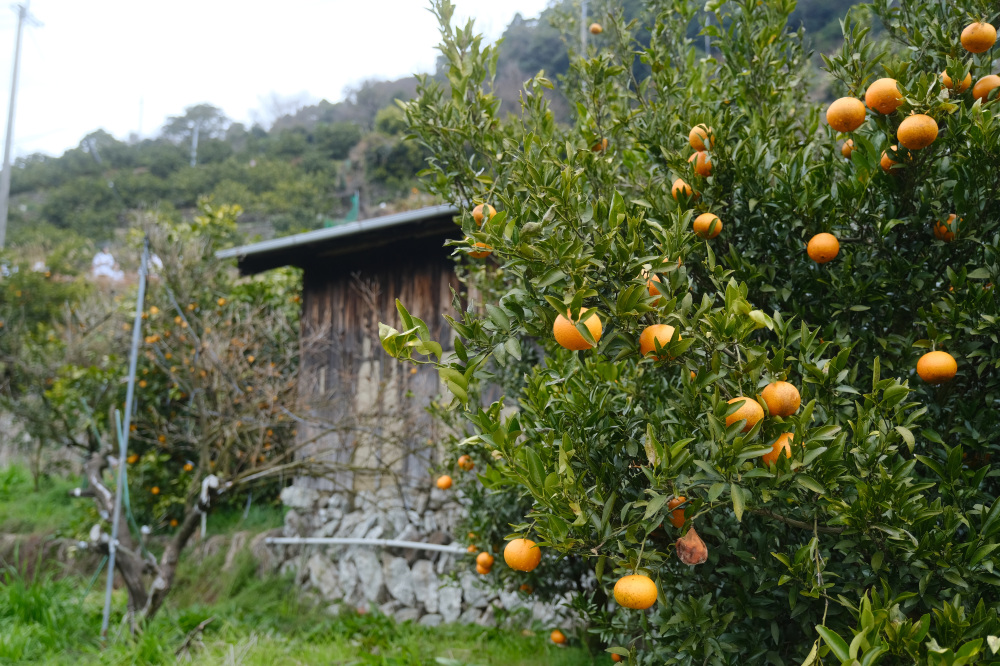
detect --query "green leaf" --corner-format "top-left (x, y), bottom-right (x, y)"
top-left (524, 447), bottom-right (546, 491)
top-left (970, 543), bottom-right (999, 566)
top-left (967, 268), bottom-right (991, 280)
top-left (796, 475), bottom-right (826, 495)
top-left (894, 426), bottom-right (914, 451)
top-left (816, 626), bottom-right (850, 662)
top-left (731, 484), bottom-right (746, 522)
top-left (644, 494), bottom-right (668, 521)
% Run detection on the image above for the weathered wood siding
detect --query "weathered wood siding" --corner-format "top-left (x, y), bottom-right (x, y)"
top-left (296, 234), bottom-right (460, 493)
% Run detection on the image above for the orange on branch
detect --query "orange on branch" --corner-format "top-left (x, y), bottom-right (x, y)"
top-left (941, 70), bottom-right (972, 93)
top-left (865, 78), bottom-right (903, 114)
top-left (841, 139), bottom-right (854, 158)
top-left (589, 22), bottom-right (603, 34)
top-left (687, 151), bottom-right (712, 177)
top-left (436, 475), bottom-right (453, 490)
top-left (639, 324), bottom-right (679, 359)
top-left (692, 212), bottom-right (722, 239)
top-left (726, 397), bottom-right (764, 432)
top-left (761, 380), bottom-right (801, 417)
top-left (613, 575), bottom-right (658, 609)
top-left (667, 496), bottom-right (686, 528)
top-left (457, 454), bottom-right (475, 471)
top-left (961, 22), bottom-right (996, 53)
top-left (553, 308), bottom-right (602, 350)
top-left (897, 114), bottom-right (938, 150)
top-left (917, 351), bottom-right (957, 384)
top-left (762, 432), bottom-right (794, 465)
top-left (807, 233), bottom-right (840, 264)
top-left (688, 124), bottom-right (714, 151)
top-left (504, 538), bottom-right (542, 572)
top-left (826, 97), bottom-right (866, 132)
top-left (972, 75), bottom-right (1000, 103)
top-left (475, 563), bottom-right (491, 575)
top-left (476, 551), bottom-right (495, 568)
top-left (671, 178), bottom-right (695, 200)
top-left (933, 214), bottom-right (958, 241)
top-left (592, 137), bottom-right (609, 152)
top-left (551, 630), bottom-right (567, 645)
top-left (472, 203), bottom-right (495, 226)
top-left (467, 242), bottom-right (492, 258)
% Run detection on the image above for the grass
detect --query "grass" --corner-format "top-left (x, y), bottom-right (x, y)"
top-left (0, 466), bottom-right (600, 664)
top-left (0, 553), bottom-right (599, 665)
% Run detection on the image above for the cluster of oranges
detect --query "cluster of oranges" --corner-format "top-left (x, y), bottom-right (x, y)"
top-left (828, 20), bottom-right (996, 245)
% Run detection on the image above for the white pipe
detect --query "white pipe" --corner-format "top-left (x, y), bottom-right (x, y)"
top-left (265, 537), bottom-right (466, 554)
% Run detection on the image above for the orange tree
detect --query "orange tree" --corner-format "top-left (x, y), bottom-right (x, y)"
top-left (381, 0), bottom-right (1000, 663)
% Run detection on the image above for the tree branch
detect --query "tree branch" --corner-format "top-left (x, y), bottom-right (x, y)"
top-left (750, 509), bottom-right (845, 534)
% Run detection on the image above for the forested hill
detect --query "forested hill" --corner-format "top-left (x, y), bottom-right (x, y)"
top-left (5, 0), bottom-right (855, 250)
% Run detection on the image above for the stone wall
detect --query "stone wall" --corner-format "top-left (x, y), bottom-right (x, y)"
top-left (273, 484), bottom-right (576, 628)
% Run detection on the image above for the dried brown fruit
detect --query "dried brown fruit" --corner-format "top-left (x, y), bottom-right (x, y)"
top-left (676, 527), bottom-right (708, 565)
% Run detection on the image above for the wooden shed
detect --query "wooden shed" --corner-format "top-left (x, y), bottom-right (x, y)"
top-left (218, 205), bottom-right (462, 492)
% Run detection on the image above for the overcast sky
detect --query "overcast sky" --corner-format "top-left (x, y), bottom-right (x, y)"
top-left (0, 0), bottom-right (551, 158)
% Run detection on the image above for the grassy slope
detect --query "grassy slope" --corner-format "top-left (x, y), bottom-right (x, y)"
top-left (0, 467), bottom-right (598, 664)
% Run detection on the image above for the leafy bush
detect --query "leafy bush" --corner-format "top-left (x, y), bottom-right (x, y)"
top-left (382, 0), bottom-right (1000, 663)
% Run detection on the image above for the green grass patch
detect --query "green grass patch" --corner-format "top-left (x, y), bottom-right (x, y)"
top-left (0, 466), bottom-right (91, 535)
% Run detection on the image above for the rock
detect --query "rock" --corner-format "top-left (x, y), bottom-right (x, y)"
top-left (326, 492), bottom-right (349, 513)
top-left (337, 557), bottom-right (358, 602)
top-left (394, 608), bottom-right (421, 623)
top-left (249, 529), bottom-right (282, 574)
top-left (316, 508), bottom-right (344, 537)
top-left (421, 511), bottom-right (439, 533)
top-left (383, 555), bottom-right (415, 606)
top-left (459, 606), bottom-right (481, 624)
top-left (380, 508), bottom-right (409, 538)
top-left (439, 584), bottom-right (462, 623)
top-left (352, 549), bottom-right (385, 603)
top-left (459, 571), bottom-right (489, 609)
top-left (223, 531), bottom-right (251, 571)
top-left (410, 559), bottom-right (439, 613)
top-left (476, 605), bottom-right (496, 626)
top-left (347, 514), bottom-right (378, 539)
top-left (418, 613), bottom-right (443, 627)
top-left (378, 600), bottom-right (401, 617)
top-left (280, 485), bottom-right (320, 510)
top-left (333, 511), bottom-right (365, 538)
top-left (282, 509), bottom-right (302, 537)
top-left (307, 553), bottom-right (340, 599)
top-left (363, 523), bottom-right (384, 541)
top-left (403, 488), bottom-right (428, 514)
top-left (427, 487), bottom-right (449, 511)
top-left (191, 535), bottom-right (228, 562)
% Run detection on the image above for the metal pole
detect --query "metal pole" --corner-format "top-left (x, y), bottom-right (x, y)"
top-left (0, 1), bottom-right (30, 250)
top-left (264, 536), bottom-right (467, 554)
top-left (189, 124), bottom-right (199, 167)
top-left (100, 238), bottom-right (149, 638)
top-left (580, 0), bottom-right (588, 51)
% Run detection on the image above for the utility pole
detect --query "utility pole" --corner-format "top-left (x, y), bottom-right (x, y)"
top-left (0, 1), bottom-right (38, 250)
top-left (189, 123), bottom-right (200, 167)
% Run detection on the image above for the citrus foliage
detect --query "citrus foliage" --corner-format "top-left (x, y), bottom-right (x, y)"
top-left (381, 0), bottom-right (1000, 662)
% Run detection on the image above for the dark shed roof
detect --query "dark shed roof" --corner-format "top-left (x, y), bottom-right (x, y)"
top-left (217, 204), bottom-right (460, 275)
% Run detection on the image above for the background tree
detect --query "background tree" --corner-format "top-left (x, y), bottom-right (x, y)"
top-left (383, 0), bottom-right (1000, 663)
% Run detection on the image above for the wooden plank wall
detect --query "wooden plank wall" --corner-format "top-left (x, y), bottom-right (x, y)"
top-left (296, 243), bottom-right (460, 493)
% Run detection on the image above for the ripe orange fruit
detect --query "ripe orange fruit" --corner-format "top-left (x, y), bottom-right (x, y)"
top-left (468, 241), bottom-right (492, 258)
top-left (550, 630), bottom-right (567, 645)
top-left (880, 145), bottom-right (901, 172)
top-left (972, 75), bottom-right (1000, 103)
top-left (961, 22), bottom-right (996, 53)
top-left (897, 114), bottom-right (938, 150)
top-left (614, 574), bottom-right (657, 609)
top-left (467, 544), bottom-right (479, 553)
top-left (170, 519), bottom-right (179, 527)
top-left (217, 298), bottom-right (226, 307)
top-left (475, 562), bottom-right (491, 575)
top-left (688, 124), bottom-right (714, 151)
top-left (151, 486), bottom-right (160, 495)
top-left (639, 324), bottom-right (679, 359)
top-left (436, 475), bottom-right (453, 490)
top-left (671, 178), bottom-right (695, 200)
top-left (916, 350), bottom-right (957, 384)
top-left (457, 454), bottom-right (475, 471)
top-left (472, 203), bottom-right (495, 226)
top-left (667, 496), bottom-right (686, 528)
top-left (519, 583), bottom-right (534, 594)
top-left (761, 381), bottom-right (801, 417)
top-left (693, 212), bottom-right (722, 239)
top-left (504, 538), bottom-right (542, 572)
top-left (183, 462), bottom-right (194, 472)
top-left (127, 454), bottom-right (139, 464)
top-left (826, 97), bottom-right (866, 132)
top-left (841, 139), bottom-right (854, 158)
top-left (933, 214), bottom-right (958, 242)
top-left (941, 70), bottom-right (972, 93)
top-left (726, 397), bottom-right (764, 432)
top-left (476, 551), bottom-right (495, 568)
top-left (553, 308), bottom-right (603, 351)
top-left (762, 432), bottom-right (794, 466)
top-left (592, 137), bottom-right (610, 152)
top-left (589, 22), bottom-right (603, 35)
top-left (612, 654), bottom-right (623, 663)
top-left (865, 78), bottom-right (903, 114)
top-left (807, 233), bottom-right (840, 264)
top-left (688, 151), bottom-right (712, 177)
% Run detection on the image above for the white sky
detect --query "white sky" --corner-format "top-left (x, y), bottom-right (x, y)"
top-left (0, 0), bottom-right (551, 158)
